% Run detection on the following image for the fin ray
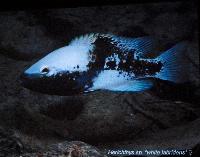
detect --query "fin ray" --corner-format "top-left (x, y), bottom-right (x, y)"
top-left (109, 35), bottom-right (157, 58)
top-left (107, 79), bottom-right (153, 92)
top-left (154, 42), bottom-right (190, 83)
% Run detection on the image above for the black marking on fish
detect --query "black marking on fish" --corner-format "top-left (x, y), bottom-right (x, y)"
top-left (87, 34), bottom-right (114, 72)
top-left (21, 70), bottom-right (94, 95)
top-left (116, 51), bottom-right (163, 77)
top-left (87, 34), bottom-right (163, 79)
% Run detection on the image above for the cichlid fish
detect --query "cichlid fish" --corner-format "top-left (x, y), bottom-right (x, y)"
top-left (20, 33), bottom-right (189, 96)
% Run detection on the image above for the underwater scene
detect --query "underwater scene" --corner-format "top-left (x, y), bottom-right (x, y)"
top-left (0, 1), bottom-right (199, 157)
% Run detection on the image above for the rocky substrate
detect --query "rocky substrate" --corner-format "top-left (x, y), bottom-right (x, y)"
top-left (0, 1), bottom-right (199, 157)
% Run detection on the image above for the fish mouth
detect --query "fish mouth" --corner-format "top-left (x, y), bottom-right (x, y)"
top-left (20, 72), bottom-right (31, 87)
top-left (20, 72), bottom-right (41, 87)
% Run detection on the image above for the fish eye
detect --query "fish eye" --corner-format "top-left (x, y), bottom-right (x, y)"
top-left (40, 66), bottom-right (49, 74)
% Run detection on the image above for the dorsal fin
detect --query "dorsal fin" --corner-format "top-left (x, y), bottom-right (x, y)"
top-left (69, 33), bottom-right (157, 58)
top-left (69, 33), bottom-right (99, 47)
top-left (100, 34), bottom-right (158, 58)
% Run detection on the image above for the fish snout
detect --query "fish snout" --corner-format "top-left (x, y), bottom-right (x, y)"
top-left (20, 72), bottom-right (29, 86)
top-left (20, 72), bottom-right (27, 80)
top-left (20, 72), bottom-right (37, 87)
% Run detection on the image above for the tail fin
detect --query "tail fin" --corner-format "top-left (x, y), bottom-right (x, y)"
top-left (155, 42), bottom-right (190, 83)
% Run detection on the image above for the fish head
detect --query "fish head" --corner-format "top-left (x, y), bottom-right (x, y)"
top-left (20, 45), bottom-right (94, 95)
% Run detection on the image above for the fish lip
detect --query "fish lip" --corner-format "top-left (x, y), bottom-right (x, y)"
top-left (20, 72), bottom-right (43, 80)
top-left (20, 72), bottom-right (42, 86)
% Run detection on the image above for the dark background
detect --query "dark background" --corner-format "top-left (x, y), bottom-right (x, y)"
top-left (0, 0), bottom-right (199, 156)
top-left (0, 0), bottom-right (197, 10)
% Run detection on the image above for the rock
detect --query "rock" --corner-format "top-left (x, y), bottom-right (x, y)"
top-left (0, 12), bottom-right (60, 61)
top-left (22, 141), bottom-right (106, 157)
top-left (0, 1), bottom-right (198, 62)
top-left (0, 69), bottom-right (199, 143)
top-left (98, 118), bottom-right (200, 156)
top-left (0, 126), bottom-right (24, 156)
top-left (0, 127), bottom-right (106, 157)
top-left (1, 53), bottom-right (198, 145)
top-left (192, 143), bottom-right (200, 157)
top-left (0, 51), bottom-right (199, 145)
top-left (0, 1), bottom-right (199, 156)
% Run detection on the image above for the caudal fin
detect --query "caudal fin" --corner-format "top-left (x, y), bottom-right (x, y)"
top-left (155, 42), bottom-right (190, 83)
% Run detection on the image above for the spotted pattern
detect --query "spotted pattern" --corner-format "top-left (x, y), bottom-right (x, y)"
top-left (86, 34), bottom-right (163, 80)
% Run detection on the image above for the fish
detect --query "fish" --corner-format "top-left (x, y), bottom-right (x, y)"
top-left (20, 33), bottom-right (189, 96)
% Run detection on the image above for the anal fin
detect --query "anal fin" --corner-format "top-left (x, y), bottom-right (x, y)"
top-left (106, 79), bottom-right (153, 92)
